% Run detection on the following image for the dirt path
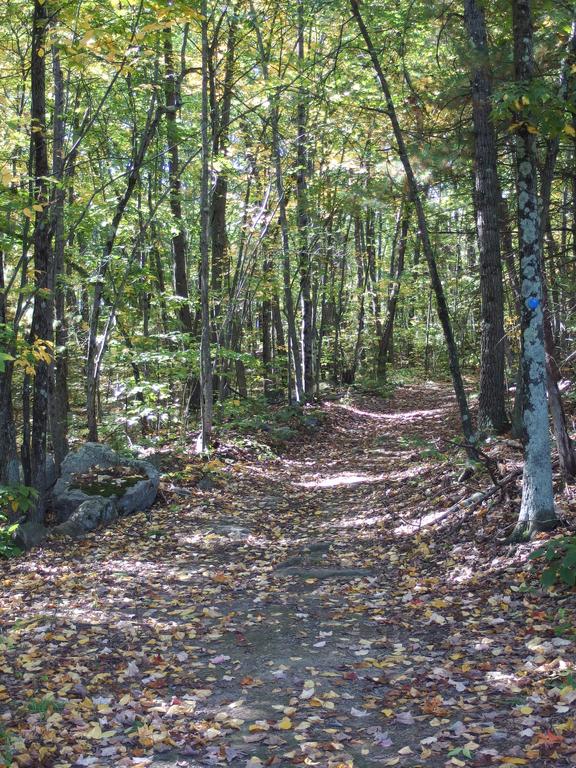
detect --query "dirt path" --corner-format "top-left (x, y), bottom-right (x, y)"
top-left (1, 384), bottom-right (575, 768)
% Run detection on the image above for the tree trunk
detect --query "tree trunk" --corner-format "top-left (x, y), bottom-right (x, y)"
top-left (50, 39), bottom-right (69, 474)
top-left (199, 0), bottom-right (213, 452)
top-left (249, 1), bottom-right (304, 402)
top-left (464, 0), bottom-right (509, 434)
top-left (163, 29), bottom-right (193, 334)
top-left (29, 0), bottom-right (54, 520)
top-left (86, 100), bottom-right (162, 441)
top-left (378, 194), bottom-right (411, 379)
top-left (509, 0), bottom-right (558, 541)
top-left (296, 0), bottom-right (314, 397)
top-left (210, 18), bottom-right (236, 302)
top-left (0, 252), bottom-right (19, 486)
top-left (351, 218), bottom-right (368, 382)
top-left (350, 0), bottom-right (475, 448)
top-left (537, 19), bottom-right (576, 483)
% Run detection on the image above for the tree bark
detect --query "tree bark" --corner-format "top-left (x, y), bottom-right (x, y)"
top-left (29, 0), bottom-right (54, 520)
top-left (86, 100), bottom-right (163, 441)
top-left (0, 252), bottom-right (19, 486)
top-left (163, 29), bottom-right (193, 334)
top-left (509, 0), bottom-right (558, 541)
top-left (50, 39), bottom-right (69, 474)
top-left (463, 0), bottom-right (509, 434)
top-left (296, 0), bottom-right (314, 397)
top-left (199, 0), bottom-right (213, 452)
top-left (210, 17), bottom-right (237, 302)
top-left (249, 1), bottom-right (304, 402)
top-left (350, 0), bottom-right (475, 448)
top-left (378, 194), bottom-right (412, 379)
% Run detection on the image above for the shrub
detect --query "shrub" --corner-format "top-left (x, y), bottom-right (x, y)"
top-left (530, 535), bottom-right (576, 588)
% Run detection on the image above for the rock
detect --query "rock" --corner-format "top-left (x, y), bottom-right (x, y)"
top-left (213, 524), bottom-right (251, 540)
top-left (53, 442), bottom-right (159, 524)
top-left (44, 454), bottom-right (57, 491)
top-left (198, 475), bottom-right (217, 491)
top-left (14, 521), bottom-right (49, 550)
top-left (53, 497), bottom-right (117, 537)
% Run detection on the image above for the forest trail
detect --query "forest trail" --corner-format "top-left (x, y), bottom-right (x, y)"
top-left (2, 384), bottom-right (575, 768)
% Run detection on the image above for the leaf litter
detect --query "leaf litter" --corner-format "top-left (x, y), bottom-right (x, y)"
top-left (1, 383), bottom-right (576, 768)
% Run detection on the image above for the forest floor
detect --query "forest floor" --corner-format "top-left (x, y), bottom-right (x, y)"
top-left (2, 383), bottom-right (576, 768)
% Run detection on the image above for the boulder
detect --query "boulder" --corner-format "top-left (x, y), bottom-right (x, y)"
top-left (52, 497), bottom-right (118, 538)
top-left (14, 521), bottom-right (49, 550)
top-left (53, 442), bottom-right (159, 524)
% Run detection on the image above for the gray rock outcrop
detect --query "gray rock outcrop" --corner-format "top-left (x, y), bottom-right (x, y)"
top-left (52, 443), bottom-right (159, 534)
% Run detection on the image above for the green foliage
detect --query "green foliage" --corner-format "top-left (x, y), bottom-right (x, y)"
top-left (0, 512), bottom-right (21, 559)
top-left (352, 376), bottom-right (396, 399)
top-left (217, 395), bottom-right (325, 451)
top-left (530, 536), bottom-right (576, 588)
top-left (0, 724), bottom-right (15, 766)
top-left (395, 435), bottom-right (447, 461)
top-left (26, 696), bottom-right (66, 715)
top-left (0, 485), bottom-right (39, 558)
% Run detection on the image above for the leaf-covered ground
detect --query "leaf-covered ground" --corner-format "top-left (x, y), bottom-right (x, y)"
top-left (2, 383), bottom-right (576, 768)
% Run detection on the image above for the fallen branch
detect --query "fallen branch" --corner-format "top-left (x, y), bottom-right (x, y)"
top-left (431, 469), bottom-right (523, 528)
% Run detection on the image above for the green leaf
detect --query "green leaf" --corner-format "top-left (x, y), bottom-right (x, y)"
top-left (541, 567), bottom-right (559, 588)
top-left (0, 351), bottom-right (15, 373)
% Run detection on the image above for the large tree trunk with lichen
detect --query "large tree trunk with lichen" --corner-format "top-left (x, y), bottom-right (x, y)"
top-left (508, 0), bottom-right (558, 541)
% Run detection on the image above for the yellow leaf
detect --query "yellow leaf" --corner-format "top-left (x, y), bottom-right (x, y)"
top-left (498, 759), bottom-right (528, 766)
top-left (563, 124), bottom-right (576, 138)
top-left (85, 723), bottom-right (103, 739)
top-left (1, 171), bottom-right (12, 186)
top-left (32, 204), bottom-right (43, 212)
top-left (37, 47), bottom-right (45, 57)
top-left (518, 706), bottom-right (533, 715)
top-left (23, 208), bottom-right (34, 219)
top-left (276, 717), bottom-right (292, 730)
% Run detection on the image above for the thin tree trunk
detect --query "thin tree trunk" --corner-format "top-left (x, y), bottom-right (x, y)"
top-left (249, 1), bottom-right (304, 402)
top-left (351, 218), bottom-right (368, 382)
top-left (86, 100), bottom-right (163, 441)
top-left (350, 0), bottom-right (475, 447)
top-left (163, 29), bottom-right (193, 334)
top-left (509, 0), bottom-right (558, 541)
top-left (199, 0), bottom-right (213, 452)
top-left (210, 17), bottom-right (237, 302)
top-left (297, 0), bottom-right (314, 397)
top-left (378, 195), bottom-right (412, 379)
top-left (0, 252), bottom-right (19, 486)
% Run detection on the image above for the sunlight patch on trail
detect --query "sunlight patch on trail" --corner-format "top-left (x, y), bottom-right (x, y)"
top-left (296, 471), bottom-right (385, 488)
top-left (331, 403), bottom-right (450, 421)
